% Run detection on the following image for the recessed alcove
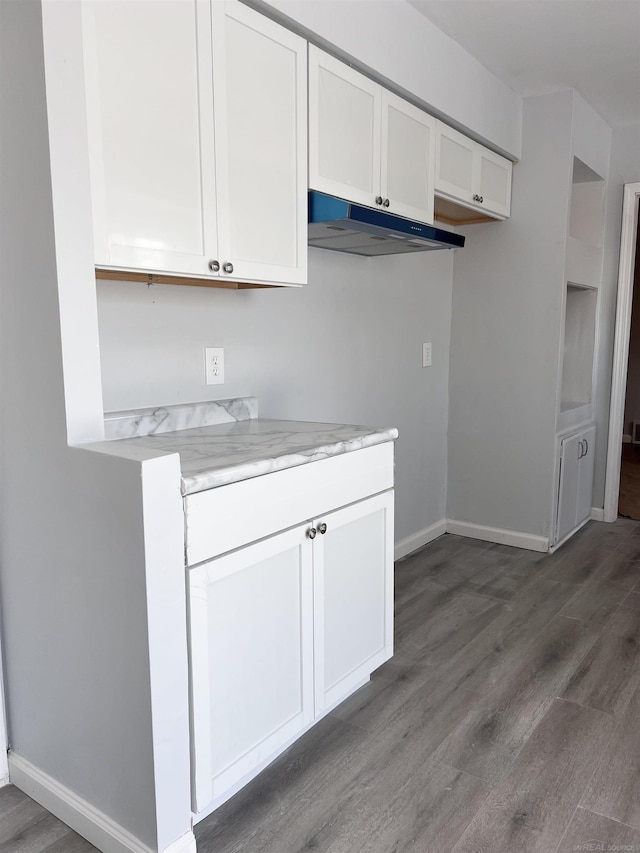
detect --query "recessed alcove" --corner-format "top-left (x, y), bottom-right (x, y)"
top-left (560, 282), bottom-right (598, 412)
top-left (568, 157), bottom-right (605, 247)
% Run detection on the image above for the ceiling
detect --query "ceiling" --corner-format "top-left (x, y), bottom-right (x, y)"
top-left (406, 0), bottom-right (640, 128)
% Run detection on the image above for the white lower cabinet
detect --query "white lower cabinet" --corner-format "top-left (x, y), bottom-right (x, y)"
top-left (556, 425), bottom-right (596, 543)
top-left (189, 525), bottom-right (315, 813)
top-left (187, 486), bottom-right (394, 818)
top-left (313, 492), bottom-right (394, 715)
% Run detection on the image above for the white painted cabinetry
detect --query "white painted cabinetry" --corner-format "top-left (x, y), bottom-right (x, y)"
top-left (83, 0), bottom-right (307, 287)
top-left (309, 46), bottom-right (435, 224)
top-left (189, 525), bottom-right (315, 813)
top-left (185, 445), bottom-right (395, 819)
top-left (435, 121), bottom-right (512, 220)
top-left (556, 425), bottom-right (596, 543)
top-left (313, 492), bottom-right (394, 715)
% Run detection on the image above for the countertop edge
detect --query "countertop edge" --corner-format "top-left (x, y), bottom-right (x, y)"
top-left (181, 427), bottom-right (398, 495)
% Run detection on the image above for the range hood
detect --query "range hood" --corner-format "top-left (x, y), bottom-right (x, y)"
top-left (308, 191), bottom-right (465, 257)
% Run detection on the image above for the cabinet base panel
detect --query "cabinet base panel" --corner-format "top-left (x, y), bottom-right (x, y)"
top-left (95, 268), bottom-right (287, 291)
top-left (434, 196), bottom-right (498, 225)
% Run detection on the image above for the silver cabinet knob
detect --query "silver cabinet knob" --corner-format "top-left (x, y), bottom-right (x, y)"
top-left (375, 196), bottom-right (383, 205)
top-left (208, 260), bottom-right (220, 272)
top-left (383, 198), bottom-right (390, 208)
top-left (222, 262), bottom-right (234, 274)
top-left (318, 522), bottom-right (327, 535)
top-left (307, 527), bottom-right (317, 540)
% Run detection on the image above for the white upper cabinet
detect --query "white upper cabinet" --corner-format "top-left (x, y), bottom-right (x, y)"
top-left (83, 0), bottom-right (307, 287)
top-left (381, 92), bottom-right (435, 224)
top-left (309, 48), bottom-right (381, 207)
top-left (435, 121), bottom-right (512, 220)
top-left (309, 46), bottom-right (435, 225)
top-left (212, 2), bottom-right (307, 285)
top-left (83, 0), bottom-right (217, 277)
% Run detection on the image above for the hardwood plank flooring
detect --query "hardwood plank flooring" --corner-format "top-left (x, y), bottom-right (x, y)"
top-left (3, 519), bottom-right (640, 853)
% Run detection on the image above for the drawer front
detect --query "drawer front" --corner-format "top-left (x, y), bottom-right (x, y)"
top-left (185, 442), bottom-right (394, 566)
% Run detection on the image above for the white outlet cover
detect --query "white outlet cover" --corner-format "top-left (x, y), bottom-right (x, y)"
top-left (422, 342), bottom-right (432, 368)
top-left (205, 347), bottom-right (224, 385)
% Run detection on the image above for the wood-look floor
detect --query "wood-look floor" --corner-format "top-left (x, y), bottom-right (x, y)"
top-left (4, 520), bottom-right (640, 852)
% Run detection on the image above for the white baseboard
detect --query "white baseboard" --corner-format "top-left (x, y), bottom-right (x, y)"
top-left (0, 773), bottom-right (9, 788)
top-left (394, 519), bottom-right (447, 561)
top-left (8, 753), bottom-right (195, 853)
top-left (590, 507), bottom-right (605, 522)
top-left (445, 519), bottom-right (549, 552)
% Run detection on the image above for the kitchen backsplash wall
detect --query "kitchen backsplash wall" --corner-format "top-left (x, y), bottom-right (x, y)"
top-left (96, 247), bottom-right (454, 543)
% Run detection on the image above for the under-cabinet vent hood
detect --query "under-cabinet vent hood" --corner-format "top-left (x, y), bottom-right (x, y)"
top-left (308, 191), bottom-right (465, 257)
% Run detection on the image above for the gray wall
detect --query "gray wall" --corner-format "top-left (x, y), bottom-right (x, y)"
top-left (0, 2), bottom-right (169, 846)
top-left (98, 247), bottom-right (455, 543)
top-left (447, 92), bottom-right (574, 539)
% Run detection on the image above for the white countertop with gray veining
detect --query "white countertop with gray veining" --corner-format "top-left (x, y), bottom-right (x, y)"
top-left (103, 398), bottom-right (397, 494)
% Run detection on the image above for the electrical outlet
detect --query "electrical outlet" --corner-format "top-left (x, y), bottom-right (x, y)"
top-left (422, 342), bottom-right (432, 367)
top-left (205, 347), bottom-right (224, 385)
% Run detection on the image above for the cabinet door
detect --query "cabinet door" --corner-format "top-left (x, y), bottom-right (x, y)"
top-left (313, 491), bottom-right (394, 716)
top-left (576, 426), bottom-right (596, 527)
top-left (189, 525), bottom-right (314, 813)
top-left (212, 2), bottom-right (307, 285)
top-left (309, 46), bottom-right (382, 209)
top-left (478, 146), bottom-right (512, 218)
top-left (83, 0), bottom-right (218, 277)
top-left (557, 432), bottom-right (582, 542)
top-left (435, 122), bottom-right (476, 208)
top-left (380, 91), bottom-right (435, 224)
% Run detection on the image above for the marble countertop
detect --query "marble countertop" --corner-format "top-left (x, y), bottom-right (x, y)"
top-left (106, 407), bottom-right (398, 494)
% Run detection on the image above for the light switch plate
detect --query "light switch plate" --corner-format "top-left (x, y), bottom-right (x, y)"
top-left (422, 342), bottom-right (432, 368)
top-left (205, 347), bottom-right (224, 385)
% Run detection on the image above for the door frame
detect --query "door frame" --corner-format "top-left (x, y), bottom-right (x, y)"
top-left (604, 182), bottom-right (640, 521)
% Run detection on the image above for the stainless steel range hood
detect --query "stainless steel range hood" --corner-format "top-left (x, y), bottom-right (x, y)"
top-left (308, 191), bottom-right (465, 257)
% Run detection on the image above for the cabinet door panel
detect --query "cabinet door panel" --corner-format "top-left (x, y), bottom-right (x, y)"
top-left (314, 491), bottom-right (394, 715)
top-left (576, 426), bottom-right (596, 526)
top-left (309, 47), bottom-right (381, 207)
top-left (478, 148), bottom-right (512, 218)
top-left (213, 2), bottom-right (307, 284)
top-left (557, 432), bottom-right (582, 542)
top-left (83, 0), bottom-right (217, 276)
top-left (381, 92), bottom-right (435, 224)
top-left (435, 123), bottom-right (475, 205)
top-left (189, 527), bottom-right (313, 813)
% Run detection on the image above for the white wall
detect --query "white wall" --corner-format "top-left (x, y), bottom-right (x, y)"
top-left (447, 91), bottom-right (574, 540)
top-left (98, 248), bottom-right (455, 543)
top-left (0, 2), bottom-right (191, 849)
top-left (255, 0), bottom-right (522, 159)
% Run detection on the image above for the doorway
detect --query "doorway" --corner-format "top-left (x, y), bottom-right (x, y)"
top-left (604, 183), bottom-right (640, 520)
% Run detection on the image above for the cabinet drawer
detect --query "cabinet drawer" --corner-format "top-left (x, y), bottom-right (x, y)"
top-left (185, 442), bottom-right (394, 565)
